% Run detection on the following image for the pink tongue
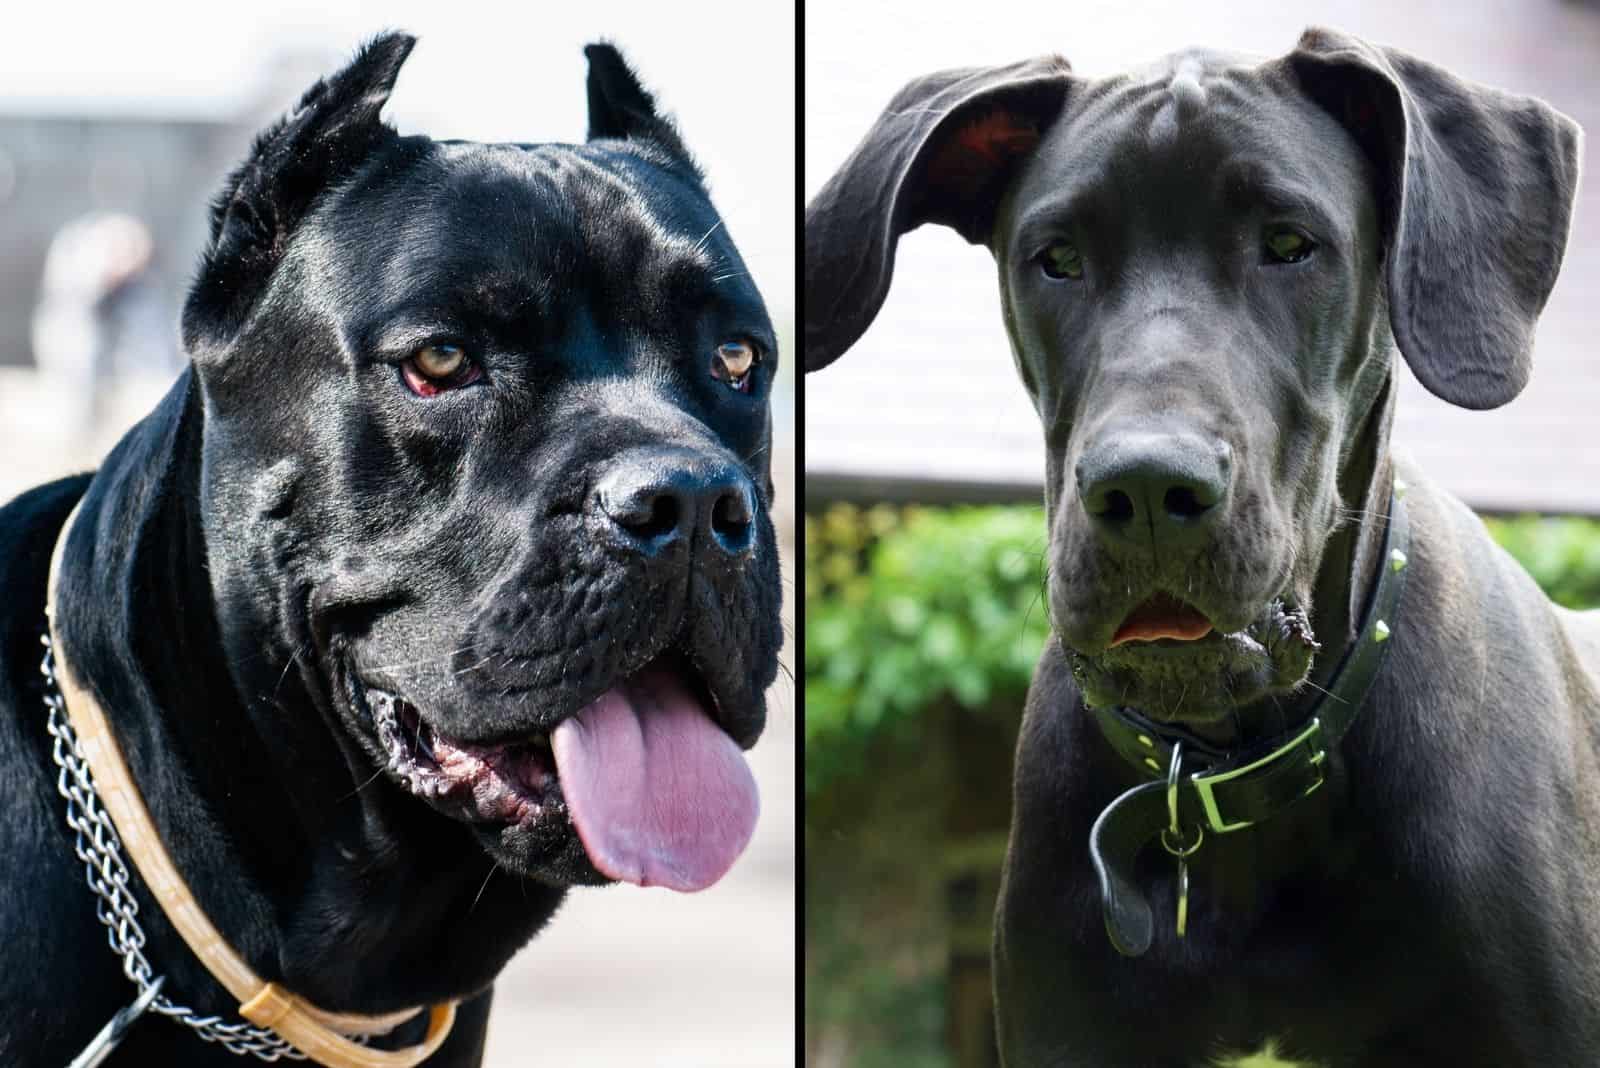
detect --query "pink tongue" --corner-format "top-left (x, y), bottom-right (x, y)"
top-left (551, 667), bottom-right (759, 892)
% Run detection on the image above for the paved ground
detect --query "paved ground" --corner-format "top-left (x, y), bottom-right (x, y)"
top-left (0, 367), bottom-right (797, 1065)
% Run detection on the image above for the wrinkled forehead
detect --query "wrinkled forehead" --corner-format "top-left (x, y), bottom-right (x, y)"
top-left (1007, 48), bottom-right (1372, 239)
top-left (305, 139), bottom-right (760, 327)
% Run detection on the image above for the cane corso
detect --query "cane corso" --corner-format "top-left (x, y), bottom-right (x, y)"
top-left (0, 34), bottom-right (781, 1066)
top-left (807, 27), bottom-right (1590, 1066)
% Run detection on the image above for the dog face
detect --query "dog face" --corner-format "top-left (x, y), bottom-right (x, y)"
top-left (184, 36), bottom-right (782, 890)
top-left (806, 28), bottom-right (1578, 725)
top-left (996, 52), bottom-right (1384, 722)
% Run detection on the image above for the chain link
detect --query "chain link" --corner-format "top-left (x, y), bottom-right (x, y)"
top-left (40, 630), bottom-right (312, 1062)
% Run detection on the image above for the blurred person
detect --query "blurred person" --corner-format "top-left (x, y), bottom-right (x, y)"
top-left (30, 212), bottom-right (179, 431)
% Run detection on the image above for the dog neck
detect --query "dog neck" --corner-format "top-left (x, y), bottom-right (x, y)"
top-left (1308, 359), bottom-right (1398, 708)
top-left (50, 369), bottom-right (558, 1017)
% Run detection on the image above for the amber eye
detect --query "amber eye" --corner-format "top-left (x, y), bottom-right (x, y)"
top-left (401, 343), bottom-right (481, 397)
top-left (712, 340), bottom-right (758, 392)
top-left (1264, 226), bottom-right (1316, 264)
top-left (415, 344), bottom-right (465, 377)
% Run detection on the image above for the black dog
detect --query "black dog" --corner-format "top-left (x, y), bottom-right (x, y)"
top-left (807, 28), bottom-right (1591, 1066)
top-left (0, 34), bottom-right (781, 1066)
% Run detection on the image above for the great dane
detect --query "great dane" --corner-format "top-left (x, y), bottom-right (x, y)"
top-left (0, 34), bottom-right (781, 1066)
top-left (806, 27), bottom-right (1588, 1066)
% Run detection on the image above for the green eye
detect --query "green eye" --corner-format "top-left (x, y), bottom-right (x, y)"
top-left (1039, 241), bottom-right (1084, 280)
top-left (1264, 227), bottom-right (1315, 264)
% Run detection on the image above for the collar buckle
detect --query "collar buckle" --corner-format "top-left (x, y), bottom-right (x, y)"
top-left (1190, 717), bottom-right (1328, 833)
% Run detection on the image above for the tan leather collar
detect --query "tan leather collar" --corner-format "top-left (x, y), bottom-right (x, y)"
top-left (47, 502), bottom-right (456, 1067)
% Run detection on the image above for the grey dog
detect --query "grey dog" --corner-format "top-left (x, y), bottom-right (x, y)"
top-left (806, 27), bottom-right (1590, 1066)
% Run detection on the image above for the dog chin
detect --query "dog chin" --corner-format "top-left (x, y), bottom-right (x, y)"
top-left (1067, 599), bottom-right (1320, 724)
top-left (342, 670), bottom-right (596, 885)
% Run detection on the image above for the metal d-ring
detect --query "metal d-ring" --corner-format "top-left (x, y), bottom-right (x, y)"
top-left (1159, 741), bottom-right (1204, 858)
top-left (1160, 823), bottom-right (1204, 858)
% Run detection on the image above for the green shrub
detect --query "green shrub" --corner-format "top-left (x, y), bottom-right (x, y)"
top-left (1482, 515), bottom-right (1600, 609)
top-left (804, 503), bottom-right (1052, 798)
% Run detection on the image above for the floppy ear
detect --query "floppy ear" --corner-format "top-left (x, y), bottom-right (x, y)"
top-left (804, 57), bottom-right (1072, 372)
top-left (1289, 27), bottom-right (1581, 410)
top-left (584, 43), bottom-right (701, 179)
top-left (182, 32), bottom-right (415, 353)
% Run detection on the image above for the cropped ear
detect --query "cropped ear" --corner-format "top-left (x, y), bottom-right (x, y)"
top-left (1289, 27), bottom-right (1581, 410)
top-left (182, 32), bottom-right (415, 353)
top-left (584, 43), bottom-right (701, 179)
top-left (804, 57), bottom-right (1073, 372)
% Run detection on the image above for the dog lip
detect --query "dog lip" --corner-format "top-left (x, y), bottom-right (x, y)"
top-left (1110, 593), bottom-right (1214, 646)
top-left (673, 646), bottom-right (764, 750)
top-left (411, 648), bottom-right (751, 749)
top-left (352, 677), bottom-right (559, 826)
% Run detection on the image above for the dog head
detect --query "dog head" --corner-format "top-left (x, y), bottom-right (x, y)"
top-left (182, 34), bottom-right (782, 890)
top-left (807, 28), bottom-right (1578, 725)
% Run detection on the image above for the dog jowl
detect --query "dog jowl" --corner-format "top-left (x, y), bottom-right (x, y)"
top-left (4, 33), bottom-right (780, 1053)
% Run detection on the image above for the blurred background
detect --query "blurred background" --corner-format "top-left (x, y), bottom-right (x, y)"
top-left (804, 1), bottom-right (1600, 1066)
top-left (0, 2), bottom-right (794, 1065)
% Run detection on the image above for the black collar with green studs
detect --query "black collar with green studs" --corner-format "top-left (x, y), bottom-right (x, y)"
top-left (1085, 484), bottom-right (1411, 957)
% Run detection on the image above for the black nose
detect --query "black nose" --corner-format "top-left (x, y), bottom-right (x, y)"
top-left (595, 448), bottom-right (756, 557)
top-left (1075, 433), bottom-right (1230, 551)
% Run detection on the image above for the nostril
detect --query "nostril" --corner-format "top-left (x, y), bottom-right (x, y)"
top-left (1098, 489), bottom-right (1135, 523)
top-left (626, 495), bottom-right (680, 541)
top-left (1163, 486), bottom-right (1214, 520)
top-left (711, 488), bottom-right (754, 551)
top-left (598, 478), bottom-right (684, 548)
top-left (713, 492), bottom-right (750, 533)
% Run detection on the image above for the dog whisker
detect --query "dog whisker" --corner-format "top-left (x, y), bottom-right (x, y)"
top-left (689, 218), bottom-right (724, 257)
top-left (272, 644), bottom-right (307, 701)
top-left (467, 861), bottom-right (502, 917)
top-left (337, 766), bottom-right (387, 804)
top-left (1296, 677), bottom-right (1347, 705)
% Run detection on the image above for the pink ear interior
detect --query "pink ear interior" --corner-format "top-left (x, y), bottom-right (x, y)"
top-left (1347, 97), bottom-right (1378, 134)
top-left (925, 109), bottom-right (1042, 188)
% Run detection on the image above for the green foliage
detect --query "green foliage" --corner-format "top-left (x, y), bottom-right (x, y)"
top-left (1483, 514), bottom-right (1600, 609)
top-left (808, 944), bottom-right (948, 1068)
top-left (804, 503), bottom-right (1050, 798)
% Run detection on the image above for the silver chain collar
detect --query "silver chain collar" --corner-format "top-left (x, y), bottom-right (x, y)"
top-left (40, 630), bottom-right (309, 1062)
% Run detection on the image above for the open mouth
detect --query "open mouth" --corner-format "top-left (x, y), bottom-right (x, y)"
top-left (1071, 595), bottom-right (1319, 722)
top-left (356, 653), bottom-right (760, 892)
top-left (1111, 592), bottom-right (1214, 646)
top-left (367, 687), bottom-right (557, 824)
